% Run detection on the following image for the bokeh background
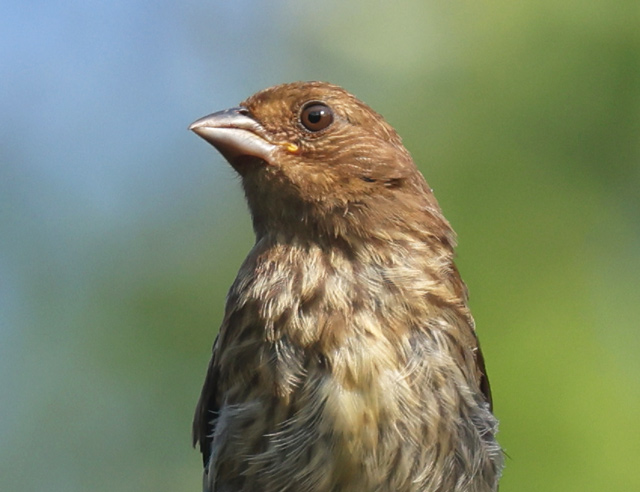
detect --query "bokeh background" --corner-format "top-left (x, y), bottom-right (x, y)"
top-left (2, 1), bottom-right (639, 491)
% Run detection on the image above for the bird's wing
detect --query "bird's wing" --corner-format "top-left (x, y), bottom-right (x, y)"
top-left (193, 334), bottom-right (221, 467)
top-left (474, 338), bottom-right (493, 411)
top-left (448, 263), bottom-right (494, 411)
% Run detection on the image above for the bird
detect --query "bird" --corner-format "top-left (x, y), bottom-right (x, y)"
top-left (189, 81), bottom-right (503, 492)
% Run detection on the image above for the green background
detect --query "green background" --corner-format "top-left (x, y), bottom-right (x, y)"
top-left (2, 1), bottom-right (638, 491)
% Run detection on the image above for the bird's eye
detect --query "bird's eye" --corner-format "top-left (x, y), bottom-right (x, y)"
top-left (300, 103), bottom-right (334, 132)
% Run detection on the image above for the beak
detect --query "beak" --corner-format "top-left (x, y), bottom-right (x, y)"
top-left (189, 107), bottom-right (278, 165)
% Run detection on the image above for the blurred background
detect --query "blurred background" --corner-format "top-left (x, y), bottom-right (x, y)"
top-left (1, 1), bottom-right (638, 491)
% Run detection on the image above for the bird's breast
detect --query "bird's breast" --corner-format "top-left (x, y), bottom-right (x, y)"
top-left (209, 240), bottom-right (500, 491)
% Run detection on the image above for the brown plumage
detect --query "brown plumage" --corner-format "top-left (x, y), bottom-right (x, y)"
top-left (189, 81), bottom-right (503, 492)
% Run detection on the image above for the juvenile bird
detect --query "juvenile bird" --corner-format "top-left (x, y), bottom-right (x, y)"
top-left (189, 81), bottom-right (503, 492)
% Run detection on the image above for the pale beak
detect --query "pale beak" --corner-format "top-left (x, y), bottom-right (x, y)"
top-left (189, 107), bottom-right (278, 166)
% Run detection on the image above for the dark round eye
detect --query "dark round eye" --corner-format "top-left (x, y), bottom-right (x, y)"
top-left (300, 103), bottom-right (334, 132)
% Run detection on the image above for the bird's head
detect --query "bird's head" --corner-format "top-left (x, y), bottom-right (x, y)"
top-left (190, 81), bottom-right (452, 247)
